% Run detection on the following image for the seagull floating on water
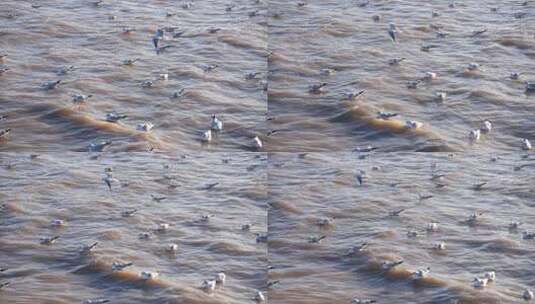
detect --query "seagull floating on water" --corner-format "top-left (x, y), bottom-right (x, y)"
top-left (522, 231), bottom-right (535, 240)
top-left (434, 242), bottom-right (446, 250)
top-left (473, 277), bottom-right (489, 288)
top-left (388, 57), bottom-right (405, 65)
top-left (111, 261), bottom-right (133, 271)
top-left (480, 120), bottom-right (492, 133)
top-left (210, 115), bottom-right (223, 131)
top-left (467, 62), bottom-right (480, 71)
top-left (84, 299), bottom-right (110, 304)
top-left (469, 129), bottom-right (481, 142)
top-left (81, 242), bottom-right (98, 255)
top-left (72, 94), bottom-right (92, 104)
top-left (89, 140), bottom-right (112, 152)
top-left (343, 90), bottom-right (365, 100)
top-left (122, 58), bottom-right (139, 66)
top-left (105, 112), bottom-right (127, 123)
top-left (40, 236), bottom-right (60, 245)
top-left (412, 267), bottom-right (430, 280)
top-left (521, 138), bottom-right (532, 150)
top-left (0, 129), bottom-right (11, 139)
top-left (352, 299), bottom-right (376, 304)
top-left (137, 122), bottom-right (154, 132)
top-left (51, 219), bottom-right (65, 227)
top-left (201, 130), bottom-right (212, 142)
top-left (166, 243), bottom-right (178, 253)
top-left (508, 221), bottom-right (522, 230)
top-left (407, 80), bottom-right (421, 89)
top-left (42, 80), bottom-right (61, 90)
top-left (405, 120), bottom-right (423, 129)
top-left (427, 222), bottom-right (438, 232)
top-left (252, 136), bottom-right (263, 150)
top-left (201, 279), bottom-right (216, 292)
top-left (140, 271), bottom-right (159, 280)
top-left (254, 291), bottom-right (265, 302)
top-left (377, 111), bottom-right (398, 120)
top-left (388, 23), bottom-right (398, 42)
top-left (309, 82), bottom-right (327, 94)
top-left (215, 272), bottom-right (226, 284)
top-left (524, 289), bottom-right (534, 300)
top-left (382, 260), bottom-right (404, 270)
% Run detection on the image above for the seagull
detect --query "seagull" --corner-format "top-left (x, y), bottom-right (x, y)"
top-left (469, 129), bottom-right (481, 142)
top-left (347, 243), bottom-right (369, 255)
top-left (372, 15), bottom-right (381, 22)
top-left (42, 80), bottom-right (61, 90)
top-left (407, 80), bottom-right (421, 89)
top-left (343, 90), bottom-right (366, 100)
top-left (523, 289), bottom-right (534, 300)
top-left (317, 217), bottom-right (335, 227)
top-left (112, 261), bottom-right (133, 271)
top-left (215, 272), bottom-right (226, 284)
top-left (377, 111), bottom-right (398, 120)
top-left (422, 72), bottom-right (438, 81)
top-left (421, 45), bottom-right (438, 52)
top-left (508, 221), bottom-right (522, 230)
top-left (151, 195), bottom-right (166, 202)
top-left (256, 233), bottom-right (268, 243)
top-left (0, 282), bottom-right (10, 290)
top-left (153, 28), bottom-right (164, 48)
top-left (208, 27), bottom-right (221, 34)
top-left (356, 170), bottom-right (365, 185)
top-left (253, 136), bottom-right (263, 150)
top-left (202, 64), bottom-right (218, 72)
top-left (352, 299), bottom-right (376, 304)
top-left (510, 72), bottom-right (522, 80)
top-left (88, 140), bottom-right (112, 152)
top-left (159, 73), bottom-right (168, 81)
top-left (0, 128), bottom-right (11, 139)
top-left (84, 299), bottom-right (110, 304)
top-left (140, 271), bottom-right (159, 280)
top-left (382, 260), bottom-right (404, 270)
top-left (40, 236), bottom-right (60, 245)
top-left (201, 130), bottom-right (212, 142)
top-left (389, 208), bottom-right (405, 217)
top-left (468, 212), bottom-right (483, 224)
top-left (201, 279), bottom-right (216, 292)
top-left (522, 231), bottom-right (535, 240)
top-left (254, 291), bottom-right (265, 302)
top-left (245, 72), bottom-right (261, 80)
top-left (467, 63), bottom-right (480, 71)
top-left (473, 277), bottom-right (489, 288)
top-left (426, 222), bottom-right (438, 232)
top-left (309, 82), bottom-right (327, 94)
top-left (51, 219), bottom-right (65, 227)
top-left (0, 66), bottom-right (9, 75)
top-left (72, 94), bottom-right (92, 104)
top-left (388, 23), bottom-right (398, 42)
top-left (80, 242), bottom-right (98, 255)
top-left (405, 120), bottom-right (423, 129)
top-left (484, 271), bottom-right (496, 282)
top-left (388, 57), bottom-right (405, 65)
top-left (172, 89), bottom-right (185, 98)
top-left (521, 138), bottom-right (532, 150)
top-left (241, 224), bottom-right (252, 231)
top-left (480, 120), bottom-right (492, 133)
top-left (122, 58), bottom-right (139, 66)
top-left (103, 174), bottom-right (118, 191)
top-left (56, 65), bottom-right (75, 75)
top-left (433, 242), bottom-right (446, 250)
top-left (182, 2), bottom-right (193, 9)
top-left (122, 27), bottom-right (136, 34)
top-left (156, 223), bottom-right (170, 232)
top-left (412, 267), bottom-right (430, 280)
top-left (141, 81), bottom-right (154, 88)
top-left (210, 115), bottom-right (223, 131)
top-left (472, 29), bottom-right (488, 37)
top-left (138, 232), bottom-right (151, 240)
top-left (407, 230), bottom-right (418, 238)
top-left (166, 243), bottom-right (178, 252)
top-left (526, 82), bottom-right (535, 91)
top-left (137, 122), bottom-right (154, 132)
top-left (105, 112), bottom-right (127, 123)
top-left (473, 182), bottom-right (487, 190)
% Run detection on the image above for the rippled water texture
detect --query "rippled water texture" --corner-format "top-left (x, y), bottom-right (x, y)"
top-left (267, 0), bottom-right (535, 152)
top-left (0, 153), bottom-right (267, 303)
top-left (0, 0), bottom-right (267, 152)
top-left (1, 1), bottom-right (535, 304)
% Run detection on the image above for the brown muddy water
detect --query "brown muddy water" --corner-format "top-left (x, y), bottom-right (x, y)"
top-left (1, 0), bottom-right (535, 304)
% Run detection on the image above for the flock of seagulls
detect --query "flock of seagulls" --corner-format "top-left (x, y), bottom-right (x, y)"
top-left (0, 0), bottom-right (267, 152)
top-left (301, 1), bottom-right (534, 151)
